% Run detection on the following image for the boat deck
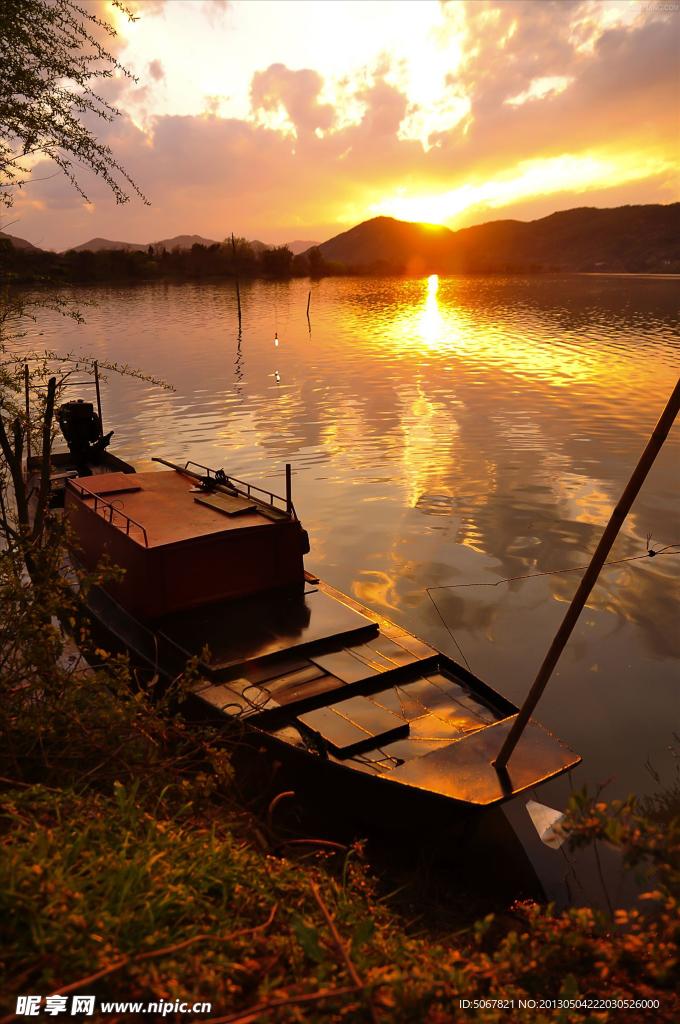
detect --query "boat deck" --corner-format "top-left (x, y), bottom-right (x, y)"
top-left (68, 470), bottom-right (287, 548)
top-left (187, 578), bottom-right (579, 804)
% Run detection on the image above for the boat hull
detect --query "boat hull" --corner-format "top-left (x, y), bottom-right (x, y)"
top-left (30, 450), bottom-right (581, 815)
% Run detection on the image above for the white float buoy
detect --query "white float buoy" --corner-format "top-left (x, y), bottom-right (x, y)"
top-left (526, 799), bottom-right (566, 849)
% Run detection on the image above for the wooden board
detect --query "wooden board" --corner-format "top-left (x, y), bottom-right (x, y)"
top-left (297, 696), bottom-right (409, 757)
top-left (194, 492), bottom-right (256, 516)
top-left (388, 718), bottom-right (580, 805)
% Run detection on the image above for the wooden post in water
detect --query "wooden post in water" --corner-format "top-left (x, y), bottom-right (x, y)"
top-left (494, 377), bottom-right (680, 771)
top-left (24, 363), bottom-right (30, 460)
top-left (285, 463), bottom-right (292, 517)
top-left (93, 360), bottom-right (103, 433)
top-left (231, 233), bottom-right (242, 330)
top-left (306, 291), bottom-right (311, 318)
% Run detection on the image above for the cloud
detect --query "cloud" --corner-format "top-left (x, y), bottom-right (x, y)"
top-left (201, 0), bottom-right (231, 27)
top-left (250, 64), bottom-right (335, 134)
top-left (422, 3), bottom-right (680, 185)
top-left (11, 1), bottom-right (680, 249)
top-left (148, 59), bottom-right (165, 82)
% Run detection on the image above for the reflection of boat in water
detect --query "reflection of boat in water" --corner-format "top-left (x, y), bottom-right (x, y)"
top-left (32, 398), bottom-right (580, 816)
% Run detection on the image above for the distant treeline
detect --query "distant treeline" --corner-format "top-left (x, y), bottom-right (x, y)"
top-left (0, 235), bottom-right (562, 285)
top-left (0, 237), bottom-right (346, 284)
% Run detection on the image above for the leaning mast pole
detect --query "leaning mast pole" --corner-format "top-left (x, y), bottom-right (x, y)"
top-left (494, 378), bottom-right (680, 772)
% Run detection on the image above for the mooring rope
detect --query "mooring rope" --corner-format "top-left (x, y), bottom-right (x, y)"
top-left (427, 541), bottom-right (680, 594)
top-left (426, 539), bottom-right (680, 674)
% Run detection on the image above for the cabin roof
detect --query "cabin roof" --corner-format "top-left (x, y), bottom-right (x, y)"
top-left (69, 470), bottom-right (287, 548)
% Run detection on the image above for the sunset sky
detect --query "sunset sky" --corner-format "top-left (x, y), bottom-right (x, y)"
top-left (9, 0), bottom-right (680, 251)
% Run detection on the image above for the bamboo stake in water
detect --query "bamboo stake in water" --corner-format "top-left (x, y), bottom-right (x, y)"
top-left (494, 378), bottom-right (680, 771)
top-left (306, 291), bottom-right (311, 318)
top-left (231, 233), bottom-right (242, 329)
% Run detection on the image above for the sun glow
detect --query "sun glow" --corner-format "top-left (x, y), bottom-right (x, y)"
top-left (427, 274), bottom-right (439, 294)
top-left (369, 151), bottom-right (676, 226)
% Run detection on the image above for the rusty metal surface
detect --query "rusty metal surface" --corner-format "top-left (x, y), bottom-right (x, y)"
top-left (72, 469), bottom-right (276, 547)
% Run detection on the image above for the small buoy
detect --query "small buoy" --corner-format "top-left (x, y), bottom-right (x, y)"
top-left (275, 332), bottom-right (278, 346)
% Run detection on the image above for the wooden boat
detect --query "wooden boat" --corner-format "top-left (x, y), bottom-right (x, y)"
top-left (30, 398), bottom-right (580, 814)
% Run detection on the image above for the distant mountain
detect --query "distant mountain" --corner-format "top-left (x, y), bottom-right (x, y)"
top-left (70, 234), bottom-right (220, 253)
top-left (249, 238), bottom-right (319, 254)
top-left (150, 234), bottom-right (219, 251)
top-left (69, 237), bottom-right (148, 252)
top-left (287, 239), bottom-right (319, 255)
top-left (0, 231), bottom-right (45, 252)
top-left (67, 234), bottom-right (317, 255)
top-left (310, 205), bottom-right (680, 274)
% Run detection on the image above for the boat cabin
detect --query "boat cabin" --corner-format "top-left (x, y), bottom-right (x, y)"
top-left (64, 466), bottom-right (308, 620)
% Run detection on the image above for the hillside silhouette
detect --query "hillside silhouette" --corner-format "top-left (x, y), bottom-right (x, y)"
top-left (310, 204), bottom-right (679, 274)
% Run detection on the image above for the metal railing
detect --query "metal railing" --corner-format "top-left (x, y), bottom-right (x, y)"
top-left (67, 479), bottom-right (149, 547)
top-left (184, 461), bottom-right (296, 519)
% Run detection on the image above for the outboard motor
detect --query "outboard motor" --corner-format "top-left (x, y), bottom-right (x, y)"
top-left (56, 399), bottom-right (113, 474)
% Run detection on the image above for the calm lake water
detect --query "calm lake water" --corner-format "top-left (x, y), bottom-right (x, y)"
top-left (34, 274), bottom-right (680, 816)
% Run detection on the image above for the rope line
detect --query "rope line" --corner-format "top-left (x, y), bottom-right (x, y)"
top-left (426, 543), bottom-right (680, 593)
top-left (425, 540), bottom-right (680, 676)
top-left (425, 589), bottom-right (472, 672)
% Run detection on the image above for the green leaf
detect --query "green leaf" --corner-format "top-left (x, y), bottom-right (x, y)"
top-left (351, 916), bottom-right (375, 950)
top-left (291, 915), bottom-right (325, 962)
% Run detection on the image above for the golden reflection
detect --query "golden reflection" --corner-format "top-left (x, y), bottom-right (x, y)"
top-left (354, 277), bottom-right (631, 389)
top-left (427, 274), bottom-right (439, 295)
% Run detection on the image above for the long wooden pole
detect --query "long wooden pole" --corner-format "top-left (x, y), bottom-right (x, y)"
top-left (494, 378), bottom-right (680, 771)
top-left (285, 463), bottom-right (292, 517)
top-left (93, 360), bottom-right (103, 434)
top-left (24, 363), bottom-right (30, 461)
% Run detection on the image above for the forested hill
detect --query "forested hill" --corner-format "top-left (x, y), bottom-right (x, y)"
top-left (311, 204), bottom-right (680, 274)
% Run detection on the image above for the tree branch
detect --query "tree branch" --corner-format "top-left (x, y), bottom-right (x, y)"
top-left (31, 376), bottom-right (57, 542)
